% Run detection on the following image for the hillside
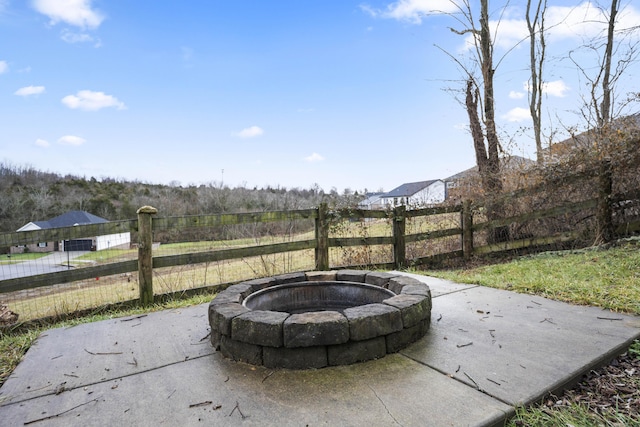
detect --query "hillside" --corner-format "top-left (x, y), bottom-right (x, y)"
top-left (0, 162), bottom-right (362, 233)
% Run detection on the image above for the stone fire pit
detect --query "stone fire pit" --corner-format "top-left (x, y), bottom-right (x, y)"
top-left (208, 270), bottom-right (431, 370)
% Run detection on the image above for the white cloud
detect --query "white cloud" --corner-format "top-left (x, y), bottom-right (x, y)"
top-left (235, 126), bottom-right (264, 138)
top-left (0, 60), bottom-right (7, 74)
top-left (509, 91), bottom-right (525, 99)
top-left (32, 0), bottom-right (104, 29)
top-left (61, 29), bottom-right (97, 44)
top-left (523, 80), bottom-right (570, 98)
top-left (503, 107), bottom-right (531, 122)
top-left (456, 2), bottom-right (640, 52)
top-left (35, 138), bottom-right (50, 147)
top-left (492, 18), bottom-right (529, 49)
top-left (542, 80), bottom-right (570, 97)
top-left (304, 152), bottom-right (325, 162)
top-left (361, 0), bottom-right (458, 24)
top-left (15, 85), bottom-right (45, 96)
top-left (57, 135), bottom-right (86, 146)
top-left (61, 90), bottom-right (126, 111)
top-left (519, 3), bottom-right (640, 43)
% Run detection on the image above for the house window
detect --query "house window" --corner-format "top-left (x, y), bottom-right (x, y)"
top-left (38, 242), bottom-right (47, 248)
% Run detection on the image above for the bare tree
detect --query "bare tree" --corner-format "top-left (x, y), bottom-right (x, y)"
top-left (600, 0), bottom-right (619, 127)
top-left (527, 0), bottom-right (548, 164)
top-left (570, 0), bottom-right (639, 132)
top-left (449, 0), bottom-right (508, 242)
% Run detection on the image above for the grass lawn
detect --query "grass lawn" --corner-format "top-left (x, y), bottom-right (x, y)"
top-left (0, 253), bottom-right (49, 265)
top-left (425, 243), bottom-right (640, 315)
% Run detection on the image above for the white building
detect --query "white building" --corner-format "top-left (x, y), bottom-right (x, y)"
top-left (380, 180), bottom-right (445, 208)
top-left (14, 210), bottom-right (131, 253)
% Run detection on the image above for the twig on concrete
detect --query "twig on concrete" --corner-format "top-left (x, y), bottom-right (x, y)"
top-left (457, 342), bottom-right (473, 348)
top-left (464, 372), bottom-right (480, 390)
top-left (262, 371), bottom-right (275, 383)
top-left (486, 378), bottom-right (501, 386)
top-left (597, 316), bottom-right (623, 321)
top-left (24, 398), bottom-right (99, 425)
top-left (189, 401), bottom-right (212, 408)
top-left (120, 315), bottom-right (147, 322)
top-left (200, 332), bottom-right (211, 342)
top-left (228, 401), bottom-right (247, 419)
top-left (84, 349), bottom-right (122, 356)
top-left (539, 318), bottom-right (556, 324)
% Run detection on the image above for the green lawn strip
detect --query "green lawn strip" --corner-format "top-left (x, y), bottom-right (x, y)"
top-left (425, 245), bottom-right (640, 315)
top-left (0, 253), bottom-right (50, 265)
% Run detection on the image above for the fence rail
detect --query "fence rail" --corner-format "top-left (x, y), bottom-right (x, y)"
top-left (1, 160), bottom-right (639, 322)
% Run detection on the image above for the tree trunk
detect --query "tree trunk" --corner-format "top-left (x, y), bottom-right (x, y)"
top-left (479, 0), bottom-right (508, 243)
top-left (599, 0), bottom-right (619, 129)
top-left (527, 0), bottom-right (547, 164)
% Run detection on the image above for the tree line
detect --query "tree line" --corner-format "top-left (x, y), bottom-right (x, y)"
top-left (0, 161), bottom-right (364, 233)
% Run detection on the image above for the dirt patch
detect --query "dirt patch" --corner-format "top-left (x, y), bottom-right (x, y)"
top-left (543, 348), bottom-right (640, 421)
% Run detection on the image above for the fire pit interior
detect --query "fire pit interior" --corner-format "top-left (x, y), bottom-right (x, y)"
top-left (243, 281), bottom-right (396, 314)
top-left (209, 270), bottom-right (432, 370)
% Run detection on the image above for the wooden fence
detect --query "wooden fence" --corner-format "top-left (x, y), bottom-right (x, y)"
top-left (1, 161), bottom-right (639, 313)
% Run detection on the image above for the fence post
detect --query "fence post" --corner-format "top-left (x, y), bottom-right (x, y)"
top-left (315, 203), bottom-right (329, 271)
top-left (137, 206), bottom-right (157, 305)
top-left (597, 159), bottom-right (613, 243)
top-left (393, 205), bottom-right (406, 269)
top-left (462, 199), bottom-right (473, 259)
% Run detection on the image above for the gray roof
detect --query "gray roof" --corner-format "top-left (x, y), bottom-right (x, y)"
top-left (382, 180), bottom-right (440, 198)
top-left (31, 211), bottom-right (108, 229)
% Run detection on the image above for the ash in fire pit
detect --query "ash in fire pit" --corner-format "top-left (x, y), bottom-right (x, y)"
top-left (208, 270), bottom-right (431, 370)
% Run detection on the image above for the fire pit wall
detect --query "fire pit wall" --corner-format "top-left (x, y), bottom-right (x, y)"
top-left (208, 271), bottom-right (432, 370)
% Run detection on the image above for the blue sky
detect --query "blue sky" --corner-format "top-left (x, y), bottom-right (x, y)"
top-left (1, 1), bottom-right (639, 193)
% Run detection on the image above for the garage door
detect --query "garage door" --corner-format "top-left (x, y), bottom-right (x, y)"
top-left (64, 239), bottom-right (93, 251)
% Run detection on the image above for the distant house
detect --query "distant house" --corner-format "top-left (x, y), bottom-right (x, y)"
top-left (358, 192), bottom-right (385, 210)
top-left (13, 210), bottom-right (131, 254)
top-left (380, 180), bottom-right (445, 208)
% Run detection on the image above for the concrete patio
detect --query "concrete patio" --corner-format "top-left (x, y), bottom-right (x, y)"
top-left (1, 272), bottom-right (639, 426)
